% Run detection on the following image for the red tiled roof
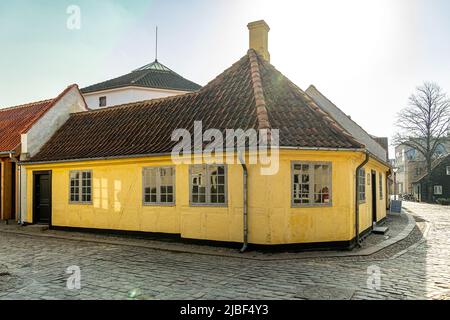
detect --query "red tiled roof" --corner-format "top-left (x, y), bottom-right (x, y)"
top-left (0, 84), bottom-right (79, 153)
top-left (30, 51), bottom-right (364, 162)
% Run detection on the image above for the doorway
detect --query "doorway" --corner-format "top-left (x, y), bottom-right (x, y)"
top-left (33, 171), bottom-right (52, 225)
top-left (371, 170), bottom-right (377, 224)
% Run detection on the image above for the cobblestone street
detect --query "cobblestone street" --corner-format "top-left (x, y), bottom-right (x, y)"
top-left (0, 202), bottom-right (449, 300)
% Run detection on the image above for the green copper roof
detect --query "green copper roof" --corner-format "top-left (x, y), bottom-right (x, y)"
top-left (133, 60), bottom-right (173, 72)
top-left (81, 60), bottom-right (201, 94)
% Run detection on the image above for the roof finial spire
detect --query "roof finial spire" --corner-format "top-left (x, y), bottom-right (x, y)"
top-left (155, 26), bottom-right (158, 62)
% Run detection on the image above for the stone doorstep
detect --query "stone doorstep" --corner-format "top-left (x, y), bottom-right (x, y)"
top-left (23, 224), bottom-right (50, 232)
top-left (0, 220), bottom-right (17, 225)
top-left (0, 211), bottom-right (418, 261)
top-left (1, 223), bottom-right (49, 233)
top-left (373, 226), bottom-right (389, 234)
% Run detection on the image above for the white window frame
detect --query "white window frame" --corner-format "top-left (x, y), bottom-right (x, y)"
top-left (291, 161), bottom-right (333, 208)
top-left (189, 164), bottom-right (228, 207)
top-left (143, 167), bottom-right (176, 206)
top-left (379, 173), bottom-right (383, 200)
top-left (99, 96), bottom-right (107, 108)
top-left (434, 185), bottom-right (443, 195)
top-left (358, 168), bottom-right (366, 203)
top-left (69, 170), bottom-right (93, 204)
top-left (446, 166), bottom-right (450, 176)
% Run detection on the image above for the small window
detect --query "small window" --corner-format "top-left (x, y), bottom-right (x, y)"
top-left (70, 170), bottom-right (92, 204)
top-left (434, 185), bottom-right (443, 195)
top-left (143, 167), bottom-right (175, 205)
top-left (379, 173), bottom-right (383, 200)
top-left (358, 168), bottom-right (366, 203)
top-left (190, 165), bottom-right (227, 206)
top-left (415, 167), bottom-right (421, 176)
top-left (447, 166), bottom-right (450, 176)
top-left (292, 162), bottom-right (332, 207)
top-left (99, 96), bottom-right (107, 107)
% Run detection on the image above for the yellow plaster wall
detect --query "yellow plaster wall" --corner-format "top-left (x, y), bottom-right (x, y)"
top-left (24, 150), bottom-right (389, 245)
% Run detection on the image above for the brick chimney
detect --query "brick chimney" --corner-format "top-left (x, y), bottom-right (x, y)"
top-left (247, 20), bottom-right (270, 62)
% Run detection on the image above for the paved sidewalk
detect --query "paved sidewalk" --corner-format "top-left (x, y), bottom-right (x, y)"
top-left (1, 202), bottom-right (448, 300)
top-left (0, 212), bottom-right (416, 261)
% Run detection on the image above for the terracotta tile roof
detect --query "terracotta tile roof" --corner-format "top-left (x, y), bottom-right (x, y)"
top-left (81, 60), bottom-right (201, 94)
top-left (0, 85), bottom-right (79, 153)
top-left (30, 51), bottom-right (363, 162)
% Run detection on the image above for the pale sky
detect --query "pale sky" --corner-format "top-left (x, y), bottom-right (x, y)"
top-left (1, 0), bottom-right (450, 157)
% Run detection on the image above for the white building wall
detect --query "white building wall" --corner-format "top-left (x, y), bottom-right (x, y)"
top-left (19, 86), bottom-right (87, 223)
top-left (83, 86), bottom-right (189, 109)
top-left (21, 86), bottom-right (87, 158)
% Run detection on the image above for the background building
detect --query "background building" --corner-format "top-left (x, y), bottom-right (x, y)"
top-left (394, 138), bottom-right (449, 197)
top-left (81, 60), bottom-right (201, 109)
top-left (413, 154), bottom-right (450, 202)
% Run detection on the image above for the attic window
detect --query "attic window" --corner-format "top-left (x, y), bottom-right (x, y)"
top-left (99, 96), bottom-right (107, 107)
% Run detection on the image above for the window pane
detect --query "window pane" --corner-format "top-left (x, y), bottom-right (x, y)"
top-left (70, 171), bottom-right (91, 203)
top-left (191, 166), bottom-right (206, 204)
top-left (143, 167), bottom-right (175, 204)
top-left (190, 165), bottom-right (226, 205)
top-left (293, 163), bottom-right (331, 206)
top-left (143, 168), bottom-right (157, 203)
top-left (209, 165), bottom-right (226, 204)
top-left (359, 169), bottom-right (366, 202)
top-left (379, 174), bottom-right (383, 200)
top-left (313, 165), bottom-right (330, 204)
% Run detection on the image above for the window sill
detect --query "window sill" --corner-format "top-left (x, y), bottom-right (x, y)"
top-left (292, 203), bottom-right (333, 208)
top-left (143, 203), bottom-right (176, 207)
top-left (190, 203), bottom-right (228, 208)
top-left (69, 202), bottom-right (93, 205)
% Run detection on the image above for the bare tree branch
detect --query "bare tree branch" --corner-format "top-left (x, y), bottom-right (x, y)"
top-left (394, 82), bottom-right (450, 201)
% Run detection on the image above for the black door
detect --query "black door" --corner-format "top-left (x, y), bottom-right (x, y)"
top-left (371, 171), bottom-right (377, 224)
top-left (34, 172), bottom-right (52, 224)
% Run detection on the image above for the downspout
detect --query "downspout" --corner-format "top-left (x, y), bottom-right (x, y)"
top-left (238, 152), bottom-right (249, 253)
top-left (354, 152), bottom-right (369, 249)
top-left (8, 153), bottom-right (20, 224)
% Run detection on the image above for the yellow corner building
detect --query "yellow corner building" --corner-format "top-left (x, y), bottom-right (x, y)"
top-left (21, 21), bottom-right (391, 249)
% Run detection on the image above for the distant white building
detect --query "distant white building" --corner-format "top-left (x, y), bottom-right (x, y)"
top-left (81, 60), bottom-right (201, 109)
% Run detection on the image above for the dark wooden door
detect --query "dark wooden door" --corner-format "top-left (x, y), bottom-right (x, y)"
top-left (371, 171), bottom-right (377, 224)
top-left (34, 172), bottom-right (51, 224)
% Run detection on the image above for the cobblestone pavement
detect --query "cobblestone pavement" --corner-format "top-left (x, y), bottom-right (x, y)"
top-left (0, 202), bottom-right (449, 300)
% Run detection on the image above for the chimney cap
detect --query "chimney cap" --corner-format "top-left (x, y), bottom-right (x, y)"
top-left (247, 20), bottom-right (270, 31)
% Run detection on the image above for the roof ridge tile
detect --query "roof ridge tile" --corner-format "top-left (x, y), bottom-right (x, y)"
top-left (247, 49), bottom-right (271, 131)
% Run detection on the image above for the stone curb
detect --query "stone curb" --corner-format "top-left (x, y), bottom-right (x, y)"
top-left (0, 210), bottom-right (418, 261)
